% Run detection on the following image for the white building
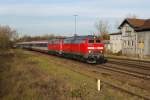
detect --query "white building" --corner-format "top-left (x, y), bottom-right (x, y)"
top-left (119, 18), bottom-right (150, 56)
top-left (110, 32), bottom-right (122, 53)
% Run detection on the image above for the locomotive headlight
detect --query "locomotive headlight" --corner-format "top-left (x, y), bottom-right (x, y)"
top-left (88, 47), bottom-right (94, 49)
top-left (89, 50), bottom-right (91, 53)
top-left (97, 47), bottom-right (103, 49)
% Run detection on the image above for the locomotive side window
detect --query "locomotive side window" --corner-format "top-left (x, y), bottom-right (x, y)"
top-left (64, 39), bottom-right (72, 44)
top-left (96, 40), bottom-right (101, 43)
top-left (80, 39), bottom-right (85, 44)
top-left (72, 39), bottom-right (85, 44)
top-left (88, 40), bottom-right (94, 43)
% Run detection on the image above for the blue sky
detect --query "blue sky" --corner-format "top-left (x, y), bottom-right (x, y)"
top-left (0, 0), bottom-right (150, 36)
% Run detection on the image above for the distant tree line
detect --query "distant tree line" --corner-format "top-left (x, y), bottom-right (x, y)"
top-left (0, 25), bottom-right (17, 51)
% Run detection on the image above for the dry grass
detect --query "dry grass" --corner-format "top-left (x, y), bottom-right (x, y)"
top-left (0, 50), bottom-right (70, 100)
top-left (0, 49), bottom-right (147, 100)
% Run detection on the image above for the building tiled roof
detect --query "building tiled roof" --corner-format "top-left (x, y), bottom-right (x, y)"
top-left (119, 18), bottom-right (150, 32)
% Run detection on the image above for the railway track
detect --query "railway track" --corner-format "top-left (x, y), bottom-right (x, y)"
top-left (107, 56), bottom-right (150, 63)
top-left (108, 58), bottom-right (150, 68)
top-left (97, 63), bottom-right (150, 80)
top-left (108, 60), bottom-right (150, 70)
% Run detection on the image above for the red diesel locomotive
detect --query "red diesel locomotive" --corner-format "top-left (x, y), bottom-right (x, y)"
top-left (48, 35), bottom-right (106, 63)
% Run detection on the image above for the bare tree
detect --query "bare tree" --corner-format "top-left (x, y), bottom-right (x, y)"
top-left (0, 25), bottom-right (17, 51)
top-left (95, 19), bottom-right (110, 40)
top-left (114, 20), bottom-right (122, 31)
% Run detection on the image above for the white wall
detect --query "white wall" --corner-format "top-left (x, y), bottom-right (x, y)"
top-left (110, 34), bottom-right (122, 53)
top-left (121, 23), bottom-right (150, 56)
top-left (121, 23), bottom-right (137, 55)
top-left (137, 31), bottom-right (150, 56)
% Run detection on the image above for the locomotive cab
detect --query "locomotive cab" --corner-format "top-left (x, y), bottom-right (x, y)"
top-left (85, 37), bottom-right (105, 63)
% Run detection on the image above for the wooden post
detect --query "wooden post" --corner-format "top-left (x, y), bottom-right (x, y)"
top-left (97, 79), bottom-right (101, 91)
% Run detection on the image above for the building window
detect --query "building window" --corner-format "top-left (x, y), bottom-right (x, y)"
top-left (128, 41), bottom-right (130, 46)
top-left (125, 25), bottom-right (132, 36)
top-left (125, 26), bottom-right (131, 32)
top-left (128, 32), bottom-right (131, 36)
top-left (124, 41), bottom-right (126, 47)
top-left (131, 41), bottom-right (134, 46)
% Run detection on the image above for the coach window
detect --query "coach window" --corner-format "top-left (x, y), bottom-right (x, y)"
top-left (38, 43), bottom-right (41, 47)
top-left (40, 43), bottom-right (42, 47)
top-left (88, 39), bottom-right (94, 43)
top-left (45, 43), bottom-right (48, 47)
top-left (37, 43), bottom-right (40, 47)
top-left (41, 43), bottom-right (46, 47)
top-left (39, 43), bottom-right (42, 47)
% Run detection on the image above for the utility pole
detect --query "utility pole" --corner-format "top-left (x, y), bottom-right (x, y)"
top-left (74, 15), bottom-right (78, 35)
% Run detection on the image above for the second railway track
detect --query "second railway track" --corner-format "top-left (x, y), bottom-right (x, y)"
top-left (108, 58), bottom-right (150, 69)
top-left (97, 63), bottom-right (150, 80)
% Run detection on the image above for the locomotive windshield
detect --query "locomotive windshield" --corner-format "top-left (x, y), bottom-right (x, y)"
top-left (88, 40), bottom-right (94, 43)
top-left (96, 40), bottom-right (101, 43)
top-left (88, 39), bottom-right (101, 43)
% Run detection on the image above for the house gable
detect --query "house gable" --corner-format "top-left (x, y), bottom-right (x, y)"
top-left (119, 18), bottom-right (150, 32)
top-left (121, 23), bottom-right (135, 37)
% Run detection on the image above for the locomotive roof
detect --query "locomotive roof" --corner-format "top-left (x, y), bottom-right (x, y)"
top-left (67, 35), bottom-right (98, 40)
top-left (48, 35), bottom-right (100, 40)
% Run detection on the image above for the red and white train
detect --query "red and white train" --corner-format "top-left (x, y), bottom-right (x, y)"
top-left (16, 35), bottom-right (107, 63)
